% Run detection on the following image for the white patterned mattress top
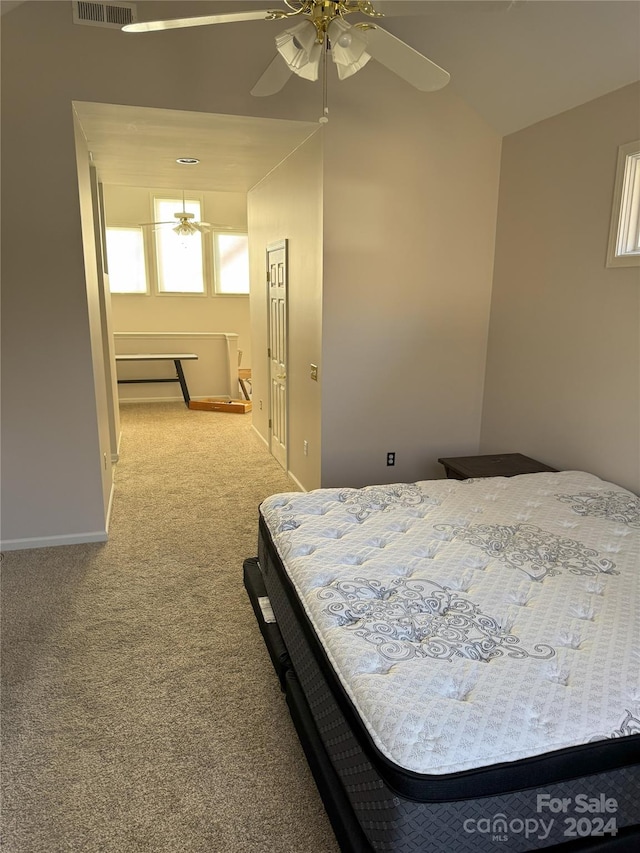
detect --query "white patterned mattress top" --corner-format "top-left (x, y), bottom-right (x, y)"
top-left (260, 471), bottom-right (640, 775)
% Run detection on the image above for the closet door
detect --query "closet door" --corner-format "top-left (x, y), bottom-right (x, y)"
top-left (267, 239), bottom-right (288, 471)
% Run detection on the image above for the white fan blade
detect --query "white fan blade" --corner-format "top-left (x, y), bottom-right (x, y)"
top-left (363, 26), bottom-right (449, 91)
top-left (123, 10), bottom-right (275, 33)
top-left (139, 221), bottom-right (174, 226)
top-left (251, 53), bottom-right (294, 97)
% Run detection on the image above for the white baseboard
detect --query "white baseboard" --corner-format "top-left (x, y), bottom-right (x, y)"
top-left (251, 424), bottom-right (269, 448)
top-left (0, 530), bottom-right (108, 552)
top-left (287, 471), bottom-right (307, 493)
top-left (249, 425), bottom-right (305, 492)
top-left (111, 429), bottom-right (122, 463)
top-left (105, 479), bottom-right (115, 533)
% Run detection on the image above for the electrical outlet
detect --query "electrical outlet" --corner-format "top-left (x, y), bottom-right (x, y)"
top-left (303, 440), bottom-right (309, 456)
top-left (259, 400), bottom-right (263, 410)
top-left (310, 363), bottom-right (318, 382)
top-left (387, 452), bottom-right (395, 466)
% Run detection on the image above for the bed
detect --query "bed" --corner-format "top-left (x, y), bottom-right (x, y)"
top-left (244, 470), bottom-right (640, 851)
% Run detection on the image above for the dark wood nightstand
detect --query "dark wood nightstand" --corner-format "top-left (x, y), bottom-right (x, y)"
top-left (438, 453), bottom-right (558, 480)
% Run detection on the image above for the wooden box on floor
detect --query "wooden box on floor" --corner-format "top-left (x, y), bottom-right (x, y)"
top-left (189, 398), bottom-right (252, 413)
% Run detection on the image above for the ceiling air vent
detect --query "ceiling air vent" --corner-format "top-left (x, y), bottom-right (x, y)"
top-left (72, 1), bottom-right (137, 28)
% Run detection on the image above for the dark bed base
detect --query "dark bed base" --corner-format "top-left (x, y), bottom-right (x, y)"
top-left (243, 557), bottom-right (640, 853)
top-left (244, 557), bottom-right (371, 851)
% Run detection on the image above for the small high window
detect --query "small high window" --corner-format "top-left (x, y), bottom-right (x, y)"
top-left (105, 227), bottom-right (148, 293)
top-left (607, 140), bottom-right (640, 268)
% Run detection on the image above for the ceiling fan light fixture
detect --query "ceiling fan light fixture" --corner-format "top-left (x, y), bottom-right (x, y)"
top-left (329, 18), bottom-right (371, 79)
top-left (276, 21), bottom-right (322, 81)
top-left (173, 221), bottom-right (197, 236)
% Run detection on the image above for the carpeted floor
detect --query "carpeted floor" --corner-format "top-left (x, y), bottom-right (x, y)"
top-left (1, 403), bottom-right (339, 853)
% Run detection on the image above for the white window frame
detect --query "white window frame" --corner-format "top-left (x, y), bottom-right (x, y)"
top-left (153, 194), bottom-right (208, 295)
top-left (607, 139), bottom-right (640, 268)
top-left (105, 226), bottom-right (149, 294)
top-left (213, 231), bottom-right (250, 296)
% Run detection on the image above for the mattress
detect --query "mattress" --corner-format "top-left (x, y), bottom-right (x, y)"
top-left (254, 471), bottom-right (640, 851)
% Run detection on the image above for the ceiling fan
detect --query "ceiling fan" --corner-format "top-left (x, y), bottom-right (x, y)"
top-left (139, 193), bottom-right (230, 236)
top-left (123, 1), bottom-right (451, 114)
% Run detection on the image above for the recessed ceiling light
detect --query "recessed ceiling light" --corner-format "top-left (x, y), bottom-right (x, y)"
top-left (176, 157), bottom-right (200, 165)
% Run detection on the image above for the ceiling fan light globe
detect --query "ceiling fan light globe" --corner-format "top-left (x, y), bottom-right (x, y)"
top-left (334, 51), bottom-right (371, 80)
top-left (173, 222), bottom-right (197, 236)
top-left (329, 18), bottom-right (370, 76)
top-left (276, 21), bottom-right (322, 81)
top-left (295, 53), bottom-right (322, 81)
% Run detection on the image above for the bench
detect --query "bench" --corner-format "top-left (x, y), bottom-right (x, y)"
top-left (115, 353), bottom-right (198, 407)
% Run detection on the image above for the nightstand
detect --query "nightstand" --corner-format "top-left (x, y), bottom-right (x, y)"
top-left (438, 453), bottom-right (558, 480)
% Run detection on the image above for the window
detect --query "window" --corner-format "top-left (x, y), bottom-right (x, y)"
top-left (154, 197), bottom-right (205, 293)
top-left (214, 232), bottom-right (250, 295)
top-left (105, 227), bottom-right (147, 293)
top-left (607, 140), bottom-right (640, 268)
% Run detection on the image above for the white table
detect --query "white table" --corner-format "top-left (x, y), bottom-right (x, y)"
top-left (115, 353), bottom-right (198, 407)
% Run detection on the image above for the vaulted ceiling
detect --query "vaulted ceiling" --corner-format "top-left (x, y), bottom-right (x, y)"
top-left (39, 1), bottom-right (640, 192)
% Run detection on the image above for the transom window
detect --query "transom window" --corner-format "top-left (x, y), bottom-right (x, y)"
top-left (104, 192), bottom-right (250, 296)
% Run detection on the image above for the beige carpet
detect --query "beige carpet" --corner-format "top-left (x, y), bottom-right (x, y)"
top-left (1, 403), bottom-right (339, 853)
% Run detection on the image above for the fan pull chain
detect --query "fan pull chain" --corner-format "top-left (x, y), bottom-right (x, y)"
top-left (319, 32), bottom-right (329, 124)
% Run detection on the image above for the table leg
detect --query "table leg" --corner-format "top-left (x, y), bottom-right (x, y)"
top-left (173, 359), bottom-right (190, 406)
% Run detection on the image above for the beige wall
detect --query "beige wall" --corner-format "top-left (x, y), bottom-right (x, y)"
top-left (0, 0), bottom-right (501, 546)
top-left (248, 132), bottom-right (323, 491)
top-left (320, 62), bottom-right (502, 486)
top-left (0, 89), bottom-right (111, 547)
top-left (248, 67), bottom-right (502, 494)
top-left (481, 83), bottom-right (640, 494)
top-left (3, 1), bottom-right (636, 549)
top-left (0, 0), bottom-right (320, 548)
top-left (104, 184), bottom-right (252, 365)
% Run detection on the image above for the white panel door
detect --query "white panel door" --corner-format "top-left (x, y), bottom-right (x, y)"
top-left (267, 240), bottom-right (288, 470)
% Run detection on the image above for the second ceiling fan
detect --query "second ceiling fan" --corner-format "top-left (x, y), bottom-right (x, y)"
top-left (140, 193), bottom-right (233, 236)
